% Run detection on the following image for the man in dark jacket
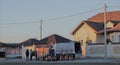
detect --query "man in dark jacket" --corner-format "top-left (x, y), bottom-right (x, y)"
top-left (26, 49), bottom-right (29, 61)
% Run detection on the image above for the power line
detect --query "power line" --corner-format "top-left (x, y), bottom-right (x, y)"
top-left (108, 6), bottom-right (120, 7)
top-left (0, 21), bottom-right (39, 25)
top-left (0, 7), bottom-right (103, 25)
top-left (44, 7), bottom-right (103, 22)
top-left (0, 5), bottom-right (119, 26)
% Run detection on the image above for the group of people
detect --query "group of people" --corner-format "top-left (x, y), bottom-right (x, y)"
top-left (44, 47), bottom-right (74, 61)
top-left (25, 47), bottom-right (74, 61)
top-left (25, 47), bottom-right (55, 61)
top-left (26, 49), bottom-right (37, 61)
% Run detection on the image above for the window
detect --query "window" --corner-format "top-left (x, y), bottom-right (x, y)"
top-left (112, 36), bottom-right (114, 42)
top-left (119, 35), bottom-right (120, 42)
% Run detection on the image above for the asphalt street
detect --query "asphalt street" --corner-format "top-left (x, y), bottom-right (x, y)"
top-left (0, 58), bottom-right (120, 65)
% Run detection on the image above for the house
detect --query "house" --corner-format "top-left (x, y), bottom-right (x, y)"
top-left (21, 34), bottom-right (81, 59)
top-left (21, 38), bottom-right (39, 51)
top-left (21, 38), bottom-right (39, 59)
top-left (21, 34), bottom-right (72, 58)
top-left (71, 11), bottom-right (120, 57)
top-left (0, 42), bottom-right (21, 58)
top-left (35, 34), bottom-right (73, 57)
top-left (98, 21), bottom-right (120, 43)
top-left (4, 43), bottom-right (22, 58)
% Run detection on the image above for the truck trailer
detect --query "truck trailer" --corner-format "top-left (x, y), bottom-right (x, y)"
top-left (46, 42), bottom-right (76, 61)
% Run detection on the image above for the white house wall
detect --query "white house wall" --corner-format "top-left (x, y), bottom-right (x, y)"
top-left (111, 32), bottom-right (120, 43)
top-left (22, 45), bottom-right (35, 59)
top-left (5, 47), bottom-right (21, 58)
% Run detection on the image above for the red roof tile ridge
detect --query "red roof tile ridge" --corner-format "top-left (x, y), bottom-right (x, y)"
top-left (88, 11), bottom-right (120, 22)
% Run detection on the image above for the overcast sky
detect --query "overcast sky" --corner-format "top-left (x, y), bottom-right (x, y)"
top-left (0, 0), bottom-right (120, 43)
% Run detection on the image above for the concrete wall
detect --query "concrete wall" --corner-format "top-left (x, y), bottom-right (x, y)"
top-left (86, 44), bottom-right (120, 58)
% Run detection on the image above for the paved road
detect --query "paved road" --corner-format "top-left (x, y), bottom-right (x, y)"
top-left (0, 62), bottom-right (120, 65)
top-left (0, 58), bottom-right (120, 65)
top-left (0, 58), bottom-right (120, 63)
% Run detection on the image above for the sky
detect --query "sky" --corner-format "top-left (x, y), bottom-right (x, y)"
top-left (0, 0), bottom-right (120, 43)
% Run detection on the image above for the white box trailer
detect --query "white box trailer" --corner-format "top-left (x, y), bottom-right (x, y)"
top-left (45, 41), bottom-right (82, 61)
top-left (46, 42), bottom-right (76, 61)
top-left (53, 42), bottom-right (75, 55)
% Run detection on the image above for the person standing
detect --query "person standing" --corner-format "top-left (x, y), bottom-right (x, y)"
top-left (30, 49), bottom-right (33, 61)
top-left (49, 47), bottom-right (55, 61)
top-left (34, 50), bottom-right (38, 61)
top-left (26, 49), bottom-right (29, 61)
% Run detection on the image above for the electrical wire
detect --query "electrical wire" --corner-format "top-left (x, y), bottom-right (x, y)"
top-left (44, 7), bottom-right (103, 22)
top-left (108, 6), bottom-right (120, 7)
top-left (0, 21), bottom-right (40, 25)
top-left (0, 7), bottom-right (103, 25)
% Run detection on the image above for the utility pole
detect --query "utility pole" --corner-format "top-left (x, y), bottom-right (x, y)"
top-left (0, 23), bottom-right (1, 42)
top-left (40, 19), bottom-right (42, 40)
top-left (104, 3), bottom-right (107, 60)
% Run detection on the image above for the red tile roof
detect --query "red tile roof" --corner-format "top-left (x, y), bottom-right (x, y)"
top-left (88, 11), bottom-right (120, 22)
top-left (112, 23), bottom-right (120, 30)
